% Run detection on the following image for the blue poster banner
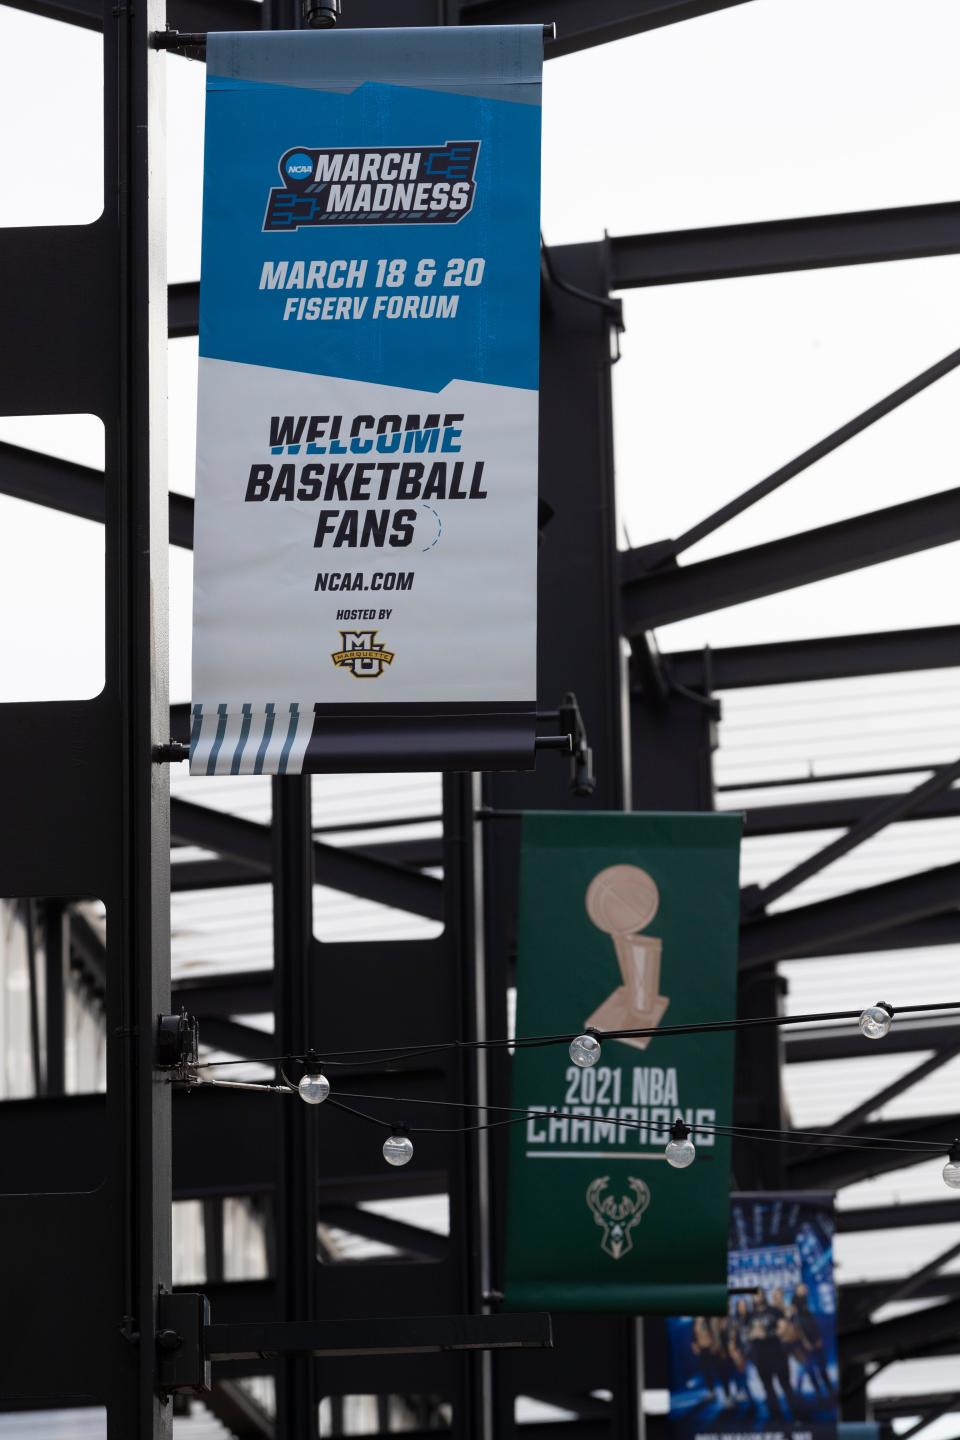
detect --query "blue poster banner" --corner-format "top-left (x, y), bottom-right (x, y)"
top-left (669, 1193), bottom-right (838, 1440)
top-left (191, 27), bottom-right (542, 775)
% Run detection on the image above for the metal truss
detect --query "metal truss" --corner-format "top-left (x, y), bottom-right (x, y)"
top-left (3, 0), bottom-right (960, 1433)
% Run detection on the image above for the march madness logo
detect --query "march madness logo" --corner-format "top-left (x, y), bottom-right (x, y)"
top-left (264, 142), bottom-right (480, 231)
top-left (331, 630), bottom-right (395, 679)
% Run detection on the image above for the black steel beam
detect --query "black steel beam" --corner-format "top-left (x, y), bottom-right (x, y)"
top-left (827, 1042), bottom-right (960, 1137)
top-left (789, 1115), bottom-right (956, 1190)
top-left (172, 701), bottom-right (191, 743)
top-left (741, 789), bottom-right (960, 837)
top-left (838, 1200), bottom-right (960, 1233)
top-left (176, 1278), bottom-right (280, 1328)
top-left (172, 856), bottom-right (266, 891)
top-left (174, 969), bottom-right (272, 1017)
top-left (69, 908), bottom-right (107, 998)
top-left (609, 201), bottom-right (960, 288)
top-left (317, 1204), bottom-right (449, 1261)
top-left (842, 1275), bottom-right (960, 1310)
top-left (170, 796), bottom-right (443, 920)
top-left (0, 0), bottom-right (260, 28)
top-left (900, 1407), bottom-right (960, 1440)
top-left (204, 1312), bottom-right (552, 1360)
top-left (169, 280), bottom-right (200, 338)
top-left (172, 836), bottom-right (441, 890)
top-left (0, 440), bottom-right (105, 525)
top-left (197, 1017), bottom-right (276, 1059)
top-left (660, 626), bottom-right (960, 691)
top-left (12, 0), bottom-right (756, 51)
top-left (788, 1015), bottom-right (960, 1063)
top-left (42, 902), bottom-right (68, 1097)
top-left (840, 1298), bottom-right (960, 1365)
top-left (0, 439), bottom-right (194, 547)
top-left (177, 199), bottom-right (960, 338)
top-left (799, 916), bottom-right (960, 957)
top-left (460, 0), bottom-right (756, 56)
top-left (874, 1396), bottom-right (960, 1422)
top-left (745, 759), bottom-right (960, 913)
top-left (724, 763), bottom-right (957, 795)
top-left (621, 488), bottom-right (960, 633)
top-left (202, 1380), bottom-right (275, 1440)
top-left (739, 862), bottom-right (960, 968)
top-left (849, 1237), bottom-right (960, 1323)
top-left (648, 345), bottom-right (960, 568)
top-left (272, 776), bottom-right (318, 1439)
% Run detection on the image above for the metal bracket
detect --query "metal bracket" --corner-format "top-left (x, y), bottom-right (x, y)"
top-left (157, 1292), bottom-right (210, 1395)
top-left (152, 20), bottom-right (557, 55)
top-left (156, 1008), bottom-right (200, 1081)
top-left (536, 691), bottom-right (595, 796)
top-left (204, 1311), bottom-right (552, 1362)
top-left (152, 740), bottom-right (189, 763)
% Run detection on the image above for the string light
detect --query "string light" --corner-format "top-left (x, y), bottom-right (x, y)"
top-left (858, 1002), bottom-right (894, 1040)
top-left (382, 1130), bottom-right (414, 1167)
top-left (943, 1140), bottom-right (960, 1190)
top-left (665, 1119), bottom-right (696, 1169)
top-left (298, 1070), bottom-right (330, 1105)
top-left (568, 1033), bottom-right (601, 1068)
top-left (184, 995), bottom-right (960, 1188)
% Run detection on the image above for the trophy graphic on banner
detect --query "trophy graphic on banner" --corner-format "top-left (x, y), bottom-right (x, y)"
top-left (584, 864), bottom-right (669, 1049)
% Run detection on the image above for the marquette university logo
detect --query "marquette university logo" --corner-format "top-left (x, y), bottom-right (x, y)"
top-left (586, 1177), bottom-right (651, 1261)
top-left (331, 630), bottom-right (395, 679)
top-left (264, 142), bottom-right (480, 231)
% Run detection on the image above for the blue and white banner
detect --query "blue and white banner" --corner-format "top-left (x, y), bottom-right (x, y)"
top-left (668, 1194), bottom-right (838, 1440)
top-left (191, 26), bottom-right (543, 775)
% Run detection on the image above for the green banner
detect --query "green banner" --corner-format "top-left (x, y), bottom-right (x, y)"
top-left (504, 812), bottom-right (742, 1315)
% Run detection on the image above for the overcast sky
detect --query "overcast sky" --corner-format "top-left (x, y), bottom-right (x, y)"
top-left (0, 0), bottom-right (958, 701)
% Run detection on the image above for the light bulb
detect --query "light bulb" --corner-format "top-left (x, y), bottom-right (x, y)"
top-left (298, 1071), bottom-right (330, 1105)
top-left (944, 1143), bottom-right (960, 1190)
top-left (858, 1002), bottom-right (893, 1040)
top-left (569, 1033), bottom-right (601, 1068)
top-left (665, 1120), bottom-right (695, 1169)
top-left (383, 1132), bottom-right (414, 1167)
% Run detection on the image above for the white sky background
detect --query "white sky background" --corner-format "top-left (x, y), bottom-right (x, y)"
top-left (1, 0), bottom-right (960, 696)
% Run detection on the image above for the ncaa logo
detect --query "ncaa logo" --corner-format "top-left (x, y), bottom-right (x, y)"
top-left (284, 150), bottom-right (314, 180)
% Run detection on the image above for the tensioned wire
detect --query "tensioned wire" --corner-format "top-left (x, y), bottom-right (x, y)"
top-left (315, 1090), bottom-right (953, 1151)
top-left (196, 1082), bottom-right (952, 1153)
top-left (193, 999), bottom-right (960, 1071)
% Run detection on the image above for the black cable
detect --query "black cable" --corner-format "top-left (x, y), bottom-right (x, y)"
top-left (540, 232), bottom-right (624, 326)
top-left (328, 1089), bottom-right (950, 1150)
top-left (205, 1074), bottom-right (953, 1155)
top-left (687, 1120), bottom-right (946, 1155)
top-left (326, 1096), bottom-right (536, 1136)
top-left (195, 998), bottom-right (960, 1070)
top-left (316, 1090), bottom-right (951, 1153)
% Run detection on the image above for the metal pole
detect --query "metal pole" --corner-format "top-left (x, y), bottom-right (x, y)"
top-left (272, 775), bottom-right (319, 1440)
top-left (42, 900), bottom-right (68, 1097)
top-left (22, 898), bottom-right (44, 1095)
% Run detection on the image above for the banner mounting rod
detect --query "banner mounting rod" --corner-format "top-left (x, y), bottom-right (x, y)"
top-left (152, 23), bottom-right (558, 54)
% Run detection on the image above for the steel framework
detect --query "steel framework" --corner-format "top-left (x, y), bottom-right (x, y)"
top-left (1, 0), bottom-right (959, 1435)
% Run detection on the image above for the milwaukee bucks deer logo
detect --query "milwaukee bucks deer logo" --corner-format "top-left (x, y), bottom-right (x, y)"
top-left (586, 1176), bottom-right (651, 1260)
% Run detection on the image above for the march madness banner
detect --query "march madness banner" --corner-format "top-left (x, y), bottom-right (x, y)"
top-left (504, 813), bottom-right (742, 1314)
top-left (668, 1194), bottom-right (838, 1440)
top-left (190, 27), bottom-right (542, 775)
